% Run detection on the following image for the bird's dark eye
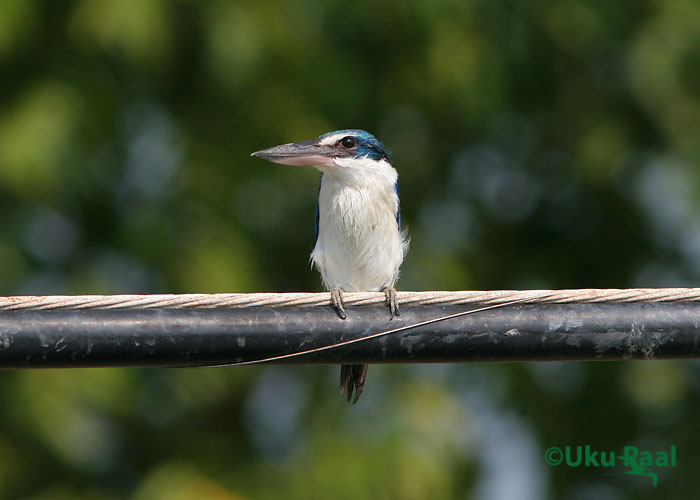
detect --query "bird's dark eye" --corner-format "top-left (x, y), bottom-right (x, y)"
top-left (341, 136), bottom-right (356, 148)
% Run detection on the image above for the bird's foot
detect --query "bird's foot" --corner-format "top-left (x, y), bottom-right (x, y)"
top-left (331, 287), bottom-right (347, 320)
top-left (383, 286), bottom-right (399, 319)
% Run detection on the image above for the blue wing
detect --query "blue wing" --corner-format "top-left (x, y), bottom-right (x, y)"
top-left (395, 183), bottom-right (402, 230)
top-left (315, 176), bottom-right (322, 243)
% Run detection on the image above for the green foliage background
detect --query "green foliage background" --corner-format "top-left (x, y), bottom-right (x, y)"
top-left (1, 0), bottom-right (700, 498)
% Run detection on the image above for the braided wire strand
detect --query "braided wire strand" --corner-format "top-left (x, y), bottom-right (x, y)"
top-left (1, 289), bottom-right (700, 311)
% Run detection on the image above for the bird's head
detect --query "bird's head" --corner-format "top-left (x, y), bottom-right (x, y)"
top-left (251, 129), bottom-right (389, 169)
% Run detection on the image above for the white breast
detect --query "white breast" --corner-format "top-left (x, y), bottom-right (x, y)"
top-left (310, 158), bottom-right (408, 292)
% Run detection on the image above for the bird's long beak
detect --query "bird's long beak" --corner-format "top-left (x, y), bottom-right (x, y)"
top-left (251, 140), bottom-right (336, 166)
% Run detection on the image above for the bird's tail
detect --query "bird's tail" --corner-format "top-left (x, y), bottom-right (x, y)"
top-left (339, 364), bottom-right (369, 403)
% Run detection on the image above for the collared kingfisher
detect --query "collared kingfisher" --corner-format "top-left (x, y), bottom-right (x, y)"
top-left (251, 129), bottom-right (409, 403)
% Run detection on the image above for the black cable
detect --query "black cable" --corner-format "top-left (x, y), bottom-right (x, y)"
top-left (0, 302), bottom-right (698, 368)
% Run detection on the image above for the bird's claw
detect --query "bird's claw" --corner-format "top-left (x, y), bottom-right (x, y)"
top-left (384, 286), bottom-right (399, 319)
top-left (331, 287), bottom-right (347, 320)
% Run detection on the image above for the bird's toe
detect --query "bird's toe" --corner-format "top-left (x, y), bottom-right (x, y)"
top-left (384, 286), bottom-right (399, 319)
top-left (331, 287), bottom-right (347, 320)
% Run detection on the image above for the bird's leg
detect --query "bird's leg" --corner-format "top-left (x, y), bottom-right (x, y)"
top-left (331, 286), bottom-right (347, 320)
top-left (383, 286), bottom-right (399, 319)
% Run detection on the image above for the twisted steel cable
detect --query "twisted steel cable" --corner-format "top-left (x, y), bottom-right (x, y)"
top-left (1, 288), bottom-right (700, 311)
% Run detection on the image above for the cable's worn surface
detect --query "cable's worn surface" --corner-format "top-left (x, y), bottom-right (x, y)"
top-left (0, 290), bottom-right (699, 368)
top-left (2, 288), bottom-right (700, 310)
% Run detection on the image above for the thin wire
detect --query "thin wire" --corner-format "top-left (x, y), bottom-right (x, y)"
top-left (214, 296), bottom-right (536, 367)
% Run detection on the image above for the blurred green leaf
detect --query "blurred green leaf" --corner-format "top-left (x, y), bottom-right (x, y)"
top-left (0, 1), bottom-right (699, 498)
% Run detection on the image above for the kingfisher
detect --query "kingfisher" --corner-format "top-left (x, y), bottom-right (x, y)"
top-left (251, 129), bottom-right (409, 403)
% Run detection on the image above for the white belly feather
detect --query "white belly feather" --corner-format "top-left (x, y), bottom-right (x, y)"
top-left (311, 159), bottom-right (408, 292)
